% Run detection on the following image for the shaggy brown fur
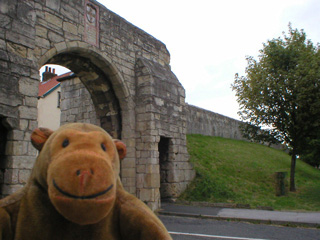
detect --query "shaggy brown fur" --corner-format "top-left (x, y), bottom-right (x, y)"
top-left (0, 123), bottom-right (172, 240)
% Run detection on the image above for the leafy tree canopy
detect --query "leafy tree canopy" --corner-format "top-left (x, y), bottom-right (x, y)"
top-left (232, 24), bottom-right (320, 190)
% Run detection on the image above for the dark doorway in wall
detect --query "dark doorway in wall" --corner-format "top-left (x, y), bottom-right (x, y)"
top-left (0, 118), bottom-right (9, 196)
top-left (159, 136), bottom-right (170, 201)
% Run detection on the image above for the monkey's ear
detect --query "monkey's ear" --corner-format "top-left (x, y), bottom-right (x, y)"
top-left (31, 128), bottom-right (54, 151)
top-left (113, 140), bottom-right (127, 160)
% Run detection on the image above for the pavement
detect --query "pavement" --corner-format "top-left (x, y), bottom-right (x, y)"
top-left (158, 203), bottom-right (320, 228)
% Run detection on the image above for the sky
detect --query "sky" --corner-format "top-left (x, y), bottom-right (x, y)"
top-left (42, 0), bottom-right (320, 120)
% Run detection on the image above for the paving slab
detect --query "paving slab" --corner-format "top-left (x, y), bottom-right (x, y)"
top-left (159, 203), bottom-right (320, 227)
top-left (218, 208), bottom-right (320, 225)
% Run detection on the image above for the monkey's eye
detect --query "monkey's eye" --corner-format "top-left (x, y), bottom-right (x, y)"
top-left (62, 139), bottom-right (69, 148)
top-left (101, 143), bottom-right (106, 152)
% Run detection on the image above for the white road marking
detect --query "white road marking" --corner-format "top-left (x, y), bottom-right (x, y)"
top-left (169, 231), bottom-right (270, 240)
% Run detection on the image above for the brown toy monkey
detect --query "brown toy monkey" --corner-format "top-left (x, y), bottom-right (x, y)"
top-left (0, 123), bottom-right (172, 240)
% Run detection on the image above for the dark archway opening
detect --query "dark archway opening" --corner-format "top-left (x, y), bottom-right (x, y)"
top-left (0, 117), bottom-right (9, 196)
top-left (159, 136), bottom-right (171, 201)
top-left (45, 52), bottom-right (122, 139)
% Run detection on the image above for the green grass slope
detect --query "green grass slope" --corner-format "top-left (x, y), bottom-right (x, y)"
top-left (179, 134), bottom-right (320, 211)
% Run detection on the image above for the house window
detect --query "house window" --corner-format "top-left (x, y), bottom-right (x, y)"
top-left (57, 91), bottom-right (61, 108)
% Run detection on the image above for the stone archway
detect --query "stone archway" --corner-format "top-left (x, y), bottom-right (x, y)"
top-left (45, 53), bottom-right (122, 138)
top-left (38, 43), bottom-right (137, 195)
top-left (0, 0), bottom-right (194, 210)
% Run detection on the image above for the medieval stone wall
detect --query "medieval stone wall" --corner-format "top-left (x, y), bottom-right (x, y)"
top-left (0, 0), bottom-right (194, 210)
top-left (60, 76), bottom-right (99, 126)
top-left (186, 104), bottom-right (245, 140)
top-left (134, 58), bottom-right (194, 204)
top-left (60, 58), bottom-right (195, 206)
top-left (0, 0), bottom-right (39, 197)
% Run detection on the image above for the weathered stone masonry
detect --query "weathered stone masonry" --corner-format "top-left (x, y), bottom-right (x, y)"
top-left (186, 104), bottom-right (244, 140)
top-left (0, 0), bottom-right (195, 210)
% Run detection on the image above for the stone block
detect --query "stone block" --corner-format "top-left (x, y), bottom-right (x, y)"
top-left (4, 169), bottom-right (19, 184)
top-left (35, 37), bottom-right (50, 49)
top-left (143, 142), bottom-right (157, 151)
top-left (154, 97), bottom-right (164, 106)
top-left (0, 51), bottom-right (8, 65)
top-left (10, 64), bottom-right (30, 77)
top-left (63, 22), bottom-right (78, 35)
top-left (7, 42), bottom-right (27, 58)
top-left (144, 173), bottom-right (160, 188)
top-left (61, 3), bottom-right (79, 21)
top-left (46, 0), bottom-right (60, 11)
top-left (28, 120), bottom-right (37, 131)
top-left (23, 131), bottom-right (31, 141)
top-left (138, 86), bottom-right (153, 95)
top-left (5, 140), bottom-right (28, 156)
top-left (141, 135), bottom-right (156, 143)
top-left (136, 165), bottom-right (145, 173)
top-left (54, 42), bottom-right (67, 53)
top-left (137, 75), bottom-right (151, 86)
top-left (66, 114), bottom-right (75, 122)
top-left (167, 169), bottom-right (185, 183)
top-left (0, 39), bottom-right (5, 50)
top-left (12, 20), bottom-right (35, 40)
top-left (136, 173), bottom-right (144, 188)
top-left (45, 12), bottom-right (63, 28)
top-left (19, 119), bottom-right (29, 130)
top-left (27, 142), bottom-right (38, 156)
top-left (121, 168), bottom-right (135, 178)
top-left (67, 41), bottom-right (78, 49)
top-left (7, 130), bottom-right (24, 141)
top-left (121, 158), bottom-right (135, 168)
top-left (136, 113), bottom-right (154, 122)
top-left (136, 122), bottom-right (147, 131)
top-left (146, 164), bottom-right (159, 174)
top-left (124, 177), bottom-right (136, 187)
top-left (19, 106), bottom-right (37, 120)
top-left (36, 25), bottom-right (48, 38)
top-left (24, 96), bottom-right (38, 107)
top-left (0, 13), bottom-right (11, 30)
top-left (138, 188), bottom-right (154, 202)
top-left (140, 151), bottom-right (151, 158)
top-left (48, 31), bottom-right (64, 43)
top-left (71, 108), bottom-right (79, 115)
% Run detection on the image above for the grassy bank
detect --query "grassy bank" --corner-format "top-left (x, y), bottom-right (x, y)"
top-left (179, 134), bottom-right (320, 211)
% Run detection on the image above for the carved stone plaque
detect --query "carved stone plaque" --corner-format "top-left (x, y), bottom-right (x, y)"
top-left (84, 0), bottom-right (99, 47)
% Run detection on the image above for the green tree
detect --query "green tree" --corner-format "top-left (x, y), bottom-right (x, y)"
top-left (232, 24), bottom-right (320, 191)
top-left (299, 137), bottom-right (320, 168)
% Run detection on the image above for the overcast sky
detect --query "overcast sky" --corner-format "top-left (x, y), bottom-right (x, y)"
top-left (42, 0), bottom-right (320, 120)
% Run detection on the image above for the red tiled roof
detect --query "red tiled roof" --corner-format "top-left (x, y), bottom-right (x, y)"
top-left (38, 72), bottom-right (72, 97)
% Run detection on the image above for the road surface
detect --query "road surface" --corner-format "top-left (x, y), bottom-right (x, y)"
top-left (160, 215), bottom-right (320, 240)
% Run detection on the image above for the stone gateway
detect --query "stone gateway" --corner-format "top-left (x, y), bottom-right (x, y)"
top-left (0, 0), bottom-right (195, 210)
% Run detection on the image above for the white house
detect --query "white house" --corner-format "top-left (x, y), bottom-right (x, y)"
top-left (37, 67), bottom-right (72, 130)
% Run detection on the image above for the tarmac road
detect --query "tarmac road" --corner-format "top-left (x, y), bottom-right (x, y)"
top-left (160, 215), bottom-right (320, 240)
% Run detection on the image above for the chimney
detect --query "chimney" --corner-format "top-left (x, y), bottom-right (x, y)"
top-left (42, 66), bottom-right (57, 82)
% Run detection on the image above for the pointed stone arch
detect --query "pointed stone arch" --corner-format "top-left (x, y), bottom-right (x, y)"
top-left (38, 41), bottom-right (136, 193)
top-left (38, 41), bottom-right (133, 122)
top-left (0, 1), bottom-right (194, 210)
